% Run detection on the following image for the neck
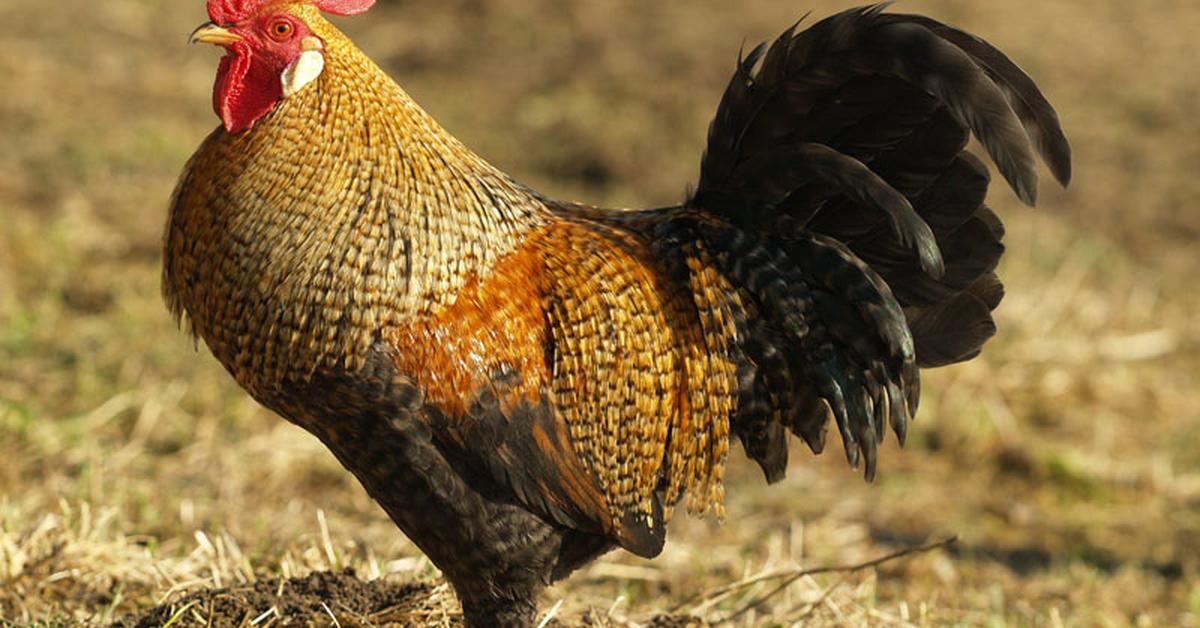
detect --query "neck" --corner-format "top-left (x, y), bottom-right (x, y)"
top-left (273, 22), bottom-right (552, 253)
top-left (164, 20), bottom-right (550, 389)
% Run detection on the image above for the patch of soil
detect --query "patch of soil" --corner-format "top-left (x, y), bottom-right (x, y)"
top-left (115, 569), bottom-right (709, 626)
top-left (572, 610), bottom-right (707, 627)
top-left (115, 569), bottom-right (438, 627)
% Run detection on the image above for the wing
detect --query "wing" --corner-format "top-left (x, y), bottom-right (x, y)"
top-left (385, 219), bottom-right (737, 558)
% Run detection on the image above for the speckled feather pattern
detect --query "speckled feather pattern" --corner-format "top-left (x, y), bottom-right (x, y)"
top-left (164, 3), bottom-right (1070, 624)
top-left (164, 4), bottom-right (738, 558)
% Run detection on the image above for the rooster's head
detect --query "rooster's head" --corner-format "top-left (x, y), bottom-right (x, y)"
top-left (190, 0), bottom-right (374, 134)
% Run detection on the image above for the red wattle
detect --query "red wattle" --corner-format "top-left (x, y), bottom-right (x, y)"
top-left (213, 44), bottom-right (283, 134)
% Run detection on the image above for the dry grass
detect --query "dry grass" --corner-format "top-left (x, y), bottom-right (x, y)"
top-left (2, 0), bottom-right (1198, 625)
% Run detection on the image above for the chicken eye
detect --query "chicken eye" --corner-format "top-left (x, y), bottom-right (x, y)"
top-left (268, 20), bottom-right (293, 41)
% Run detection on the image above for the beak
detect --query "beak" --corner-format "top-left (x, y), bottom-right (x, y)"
top-left (189, 22), bottom-right (243, 46)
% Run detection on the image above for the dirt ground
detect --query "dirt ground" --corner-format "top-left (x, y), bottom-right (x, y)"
top-left (114, 571), bottom-right (437, 626)
top-left (112, 569), bottom-right (711, 626)
top-left (2, 0), bottom-right (1198, 626)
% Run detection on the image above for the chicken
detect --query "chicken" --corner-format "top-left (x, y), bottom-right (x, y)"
top-left (164, 0), bottom-right (1070, 624)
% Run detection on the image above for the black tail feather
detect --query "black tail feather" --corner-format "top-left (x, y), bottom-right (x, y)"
top-left (729, 144), bottom-right (945, 277)
top-left (680, 4), bottom-right (1069, 481)
top-left (688, 222), bottom-right (917, 482)
top-left (883, 14), bottom-right (1073, 186)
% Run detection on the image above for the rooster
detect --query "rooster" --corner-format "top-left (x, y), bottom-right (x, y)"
top-left (165, 0), bottom-right (1070, 624)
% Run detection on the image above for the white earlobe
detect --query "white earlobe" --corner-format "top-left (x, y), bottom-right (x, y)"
top-left (282, 44), bottom-right (325, 98)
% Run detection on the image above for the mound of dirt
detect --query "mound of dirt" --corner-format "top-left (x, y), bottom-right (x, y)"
top-left (114, 569), bottom-right (440, 626)
top-left (114, 569), bottom-right (710, 626)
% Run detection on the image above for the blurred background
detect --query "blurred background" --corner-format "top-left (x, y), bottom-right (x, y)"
top-left (1, 0), bottom-right (1197, 624)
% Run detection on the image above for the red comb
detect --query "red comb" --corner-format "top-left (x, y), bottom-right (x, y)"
top-left (207, 0), bottom-right (374, 24)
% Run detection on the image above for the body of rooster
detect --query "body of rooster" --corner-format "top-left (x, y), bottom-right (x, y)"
top-left (165, 1), bottom-right (1070, 624)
